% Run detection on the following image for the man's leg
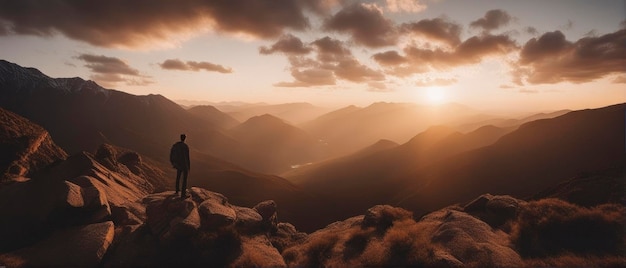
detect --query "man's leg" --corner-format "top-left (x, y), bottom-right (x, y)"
top-left (181, 170), bottom-right (189, 198)
top-left (175, 169), bottom-right (182, 194)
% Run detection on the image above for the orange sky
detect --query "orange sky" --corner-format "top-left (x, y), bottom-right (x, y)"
top-left (0, 0), bottom-right (624, 112)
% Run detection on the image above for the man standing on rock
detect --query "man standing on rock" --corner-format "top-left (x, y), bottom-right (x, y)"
top-left (170, 134), bottom-right (190, 198)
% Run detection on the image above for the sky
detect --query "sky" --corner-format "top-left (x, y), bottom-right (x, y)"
top-left (0, 0), bottom-right (624, 113)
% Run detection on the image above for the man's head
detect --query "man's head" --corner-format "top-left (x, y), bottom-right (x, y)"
top-left (180, 134), bottom-right (186, 141)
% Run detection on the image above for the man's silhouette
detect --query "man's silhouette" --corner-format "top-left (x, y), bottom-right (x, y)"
top-left (170, 134), bottom-right (190, 198)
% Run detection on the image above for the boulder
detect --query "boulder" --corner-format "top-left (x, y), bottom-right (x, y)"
top-left (253, 200), bottom-right (277, 230)
top-left (0, 221), bottom-right (114, 267)
top-left (110, 201), bottom-right (146, 226)
top-left (144, 192), bottom-right (200, 243)
top-left (234, 206), bottom-right (263, 233)
top-left (198, 198), bottom-right (237, 229)
top-left (463, 194), bottom-right (525, 227)
top-left (189, 187), bottom-right (229, 205)
top-left (57, 180), bottom-right (111, 225)
top-left (424, 209), bottom-right (523, 267)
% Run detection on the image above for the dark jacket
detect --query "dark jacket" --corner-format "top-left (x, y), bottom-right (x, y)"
top-left (170, 141), bottom-right (190, 171)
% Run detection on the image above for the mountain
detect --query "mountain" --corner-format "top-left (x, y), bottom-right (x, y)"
top-left (212, 102), bottom-right (331, 125)
top-left (456, 109), bottom-right (571, 132)
top-left (227, 114), bottom-right (327, 174)
top-left (394, 103), bottom-right (626, 214)
top-left (0, 60), bottom-right (238, 161)
top-left (187, 105), bottom-right (240, 129)
top-left (286, 104), bottom-right (624, 223)
top-left (0, 107), bottom-right (68, 183)
top-left (300, 102), bottom-right (482, 156)
top-left (284, 123), bottom-right (511, 219)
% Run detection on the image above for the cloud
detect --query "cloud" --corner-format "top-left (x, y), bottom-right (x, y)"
top-left (375, 33), bottom-right (517, 77)
top-left (372, 51), bottom-right (408, 66)
top-left (76, 54), bottom-right (153, 87)
top-left (259, 34), bottom-right (312, 55)
top-left (311, 36), bottom-right (352, 59)
top-left (401, 17), bottom-right (462, 46)
top-left (514, 29), bottom-right (626, 84)
top-left (612, 76), bottom-right (626, 84)
top-left (334, 59), bottom-right (385, 82)
top-left (385, 0), bottom-right (427, 13)
top-left (470, 9), bottom-right (512, 31)
top-left (323, 3), bottom-right (398, 47)
top-left (77, 54), bottom-right (140, 76)
top-left (0, 0), bottom-right (318, 48)
top-left (407, 34), bottom-right (517, 67)
top-left (518, 31), bottom-right (568, 64)
top-left (269, 36), bottom-right (386, 87)
top-left (298, 0), bottom-right (339, 15)
top-left (274, 68), bottom-right (336, 87)
top-left (159, 59), bottom-right (233, 73)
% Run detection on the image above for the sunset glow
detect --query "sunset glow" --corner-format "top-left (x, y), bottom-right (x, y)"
top-left (0, 0), bottom-right (623, 112)
top-left (425, 87), bottom-right (447, 105)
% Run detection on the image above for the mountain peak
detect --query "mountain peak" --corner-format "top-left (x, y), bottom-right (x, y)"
top-left (0, 60), bottom-right (111, 97)
top-left (243, 113), bottom-right (286, 126)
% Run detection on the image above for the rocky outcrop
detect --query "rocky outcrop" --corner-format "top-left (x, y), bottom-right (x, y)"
top-left (0, 179), bottom-right (112, 252)
top-left (0, 107), bottom-right (66, 183)
top-left (34, 151), bottom-right (154, 207)
top-left (0, 222), bottom-right (114, 267)
top-left (104, 187), bottom-right (294, 267)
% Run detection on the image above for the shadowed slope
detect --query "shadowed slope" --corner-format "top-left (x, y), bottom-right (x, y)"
top-left (0, 107), bottom-right (67, 183)
top-left (228, 114), bottom-right (327, 174)
top-left (187, 105), bottom-right (240, 129)
top-left (284, 124), bottom-right (511, 222)
top-left (395, 103), bottom-right (626, 214)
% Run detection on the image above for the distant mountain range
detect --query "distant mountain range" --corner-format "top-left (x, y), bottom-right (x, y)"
top-left (179, 100), bottom-right (332, 125)
top-left (286, 103), bottom-right (625, 222)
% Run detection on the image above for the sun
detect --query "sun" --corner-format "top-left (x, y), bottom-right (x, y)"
top-left (425, 86), bottom-right (447, 105)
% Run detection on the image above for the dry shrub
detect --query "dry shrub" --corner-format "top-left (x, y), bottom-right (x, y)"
top-left (361, 219), bottom-right (437, 267)
top-left (305, 232), bottom-right (340, 267)
top-left (283, 232), bottom-right (340, 267)
top-left (342, 227), bottom-right (374, 261)
top-left (511, 199), bottom-right (625, 257)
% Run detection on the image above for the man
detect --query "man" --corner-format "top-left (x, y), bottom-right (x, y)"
top-left (170, 134), bottom-right (190, 198)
